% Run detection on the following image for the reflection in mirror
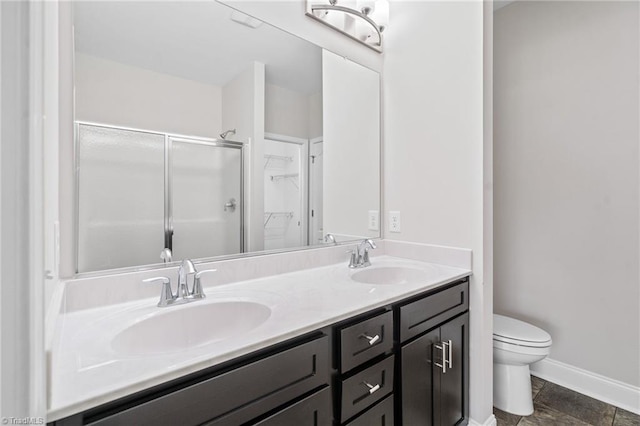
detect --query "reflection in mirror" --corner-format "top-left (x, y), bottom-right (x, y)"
top-left (72, 1), bottom-right (380, 274)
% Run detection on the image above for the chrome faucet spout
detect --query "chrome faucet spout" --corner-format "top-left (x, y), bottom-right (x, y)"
top-left (324, 233), bottom-right (337, 245)
top-left (178, 259), bottom-right (196, 299)
top-left (357, 239), bottom-right (377, 256)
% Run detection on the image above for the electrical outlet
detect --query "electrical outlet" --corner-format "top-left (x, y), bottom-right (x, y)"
top-left (368, 210), bottom-right (379, 231)
top-left (389, 211), bottom-right (401, 233)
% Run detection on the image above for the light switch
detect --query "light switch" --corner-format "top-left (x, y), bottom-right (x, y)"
top-left (368, 210), bottom-right (379, 231)
top-left (389, 211), bottom-right (401, 233)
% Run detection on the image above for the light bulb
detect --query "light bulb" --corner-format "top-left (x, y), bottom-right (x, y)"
top-left (371, 0), bottom-right (389, 32)
top-left (357, 0), bottom-right (376, 15)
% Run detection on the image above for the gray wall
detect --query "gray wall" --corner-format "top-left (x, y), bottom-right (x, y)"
top-left (494, 1), bottom-right (639, 386)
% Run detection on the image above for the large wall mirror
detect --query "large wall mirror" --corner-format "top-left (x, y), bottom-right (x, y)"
top-left (73, 1), bottom-right (380, 274)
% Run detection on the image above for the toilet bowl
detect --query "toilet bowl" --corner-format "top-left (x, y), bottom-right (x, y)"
top-left (493, 314), bottom-right (552, 416)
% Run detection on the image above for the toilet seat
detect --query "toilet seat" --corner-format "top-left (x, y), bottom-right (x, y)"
top-left (493, 314), bottom-right (552, 348)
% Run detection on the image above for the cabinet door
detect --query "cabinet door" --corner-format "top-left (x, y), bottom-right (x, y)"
top-left (436, 313), bottom-right (469, 426)
top-left (401, 329), bottom-right (439, 426)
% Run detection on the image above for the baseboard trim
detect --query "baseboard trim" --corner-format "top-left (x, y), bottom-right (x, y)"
top-left (531, 358), bottom-right (640, 415)
top-left (469, 414), bottom-right (497, 426)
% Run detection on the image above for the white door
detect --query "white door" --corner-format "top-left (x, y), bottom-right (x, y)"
top-left (309, 139), bottom-right (323, 245)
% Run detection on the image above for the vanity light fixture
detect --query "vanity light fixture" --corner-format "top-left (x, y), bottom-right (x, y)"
top-left (306, 0), bottom-right (389, 53)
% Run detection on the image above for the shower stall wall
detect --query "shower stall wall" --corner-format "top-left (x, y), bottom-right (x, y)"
top-left (76, 122), bottom-right (243, 273)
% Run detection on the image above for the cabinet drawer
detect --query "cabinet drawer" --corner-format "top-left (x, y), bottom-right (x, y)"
top-left (340, 311), bottom-right (393, 372)
top-left (399, 281), bottom-right (468, 342)
top-left (345, 394), bottom-right (394, 426)
top-left (340, 355), bottom-right (394, 423)
top-left (88, 336), bottom-right (330, 426)
top-left (254, 387), bottom-right (332, 426)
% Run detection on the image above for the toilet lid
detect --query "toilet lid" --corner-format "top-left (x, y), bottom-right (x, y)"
top-left (493, 314), bottom-right (552, 347)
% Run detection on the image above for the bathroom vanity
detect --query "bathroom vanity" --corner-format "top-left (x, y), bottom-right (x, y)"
top-left (48, 259), bottom-right (469, 426)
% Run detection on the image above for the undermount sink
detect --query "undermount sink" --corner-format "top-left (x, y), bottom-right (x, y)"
top-left (111, 301), bottom-right (271, 356)
top-left (350, 266), bottom-right (429, 285)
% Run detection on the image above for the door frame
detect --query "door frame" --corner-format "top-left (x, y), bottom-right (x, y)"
top-left (264, 132), bottom-right (309, 247)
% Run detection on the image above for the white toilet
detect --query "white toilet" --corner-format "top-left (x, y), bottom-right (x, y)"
top-left (493, 314), bottom-right (552, 416)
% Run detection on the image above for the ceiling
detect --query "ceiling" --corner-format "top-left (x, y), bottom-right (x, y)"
top-left (74, 1), bottom-right (322, 94)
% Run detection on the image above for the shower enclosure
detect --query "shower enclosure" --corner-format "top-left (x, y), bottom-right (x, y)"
top-left (76, 123), bottom-right (243, 273)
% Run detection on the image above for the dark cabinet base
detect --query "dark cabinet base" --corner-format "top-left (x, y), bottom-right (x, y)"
top-left (51, 278), bottom-right (470, 426)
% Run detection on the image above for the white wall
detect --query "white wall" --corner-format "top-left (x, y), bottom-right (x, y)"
top-left (494, 1), bottom-right (640, 387)
top-left (323, 50), bottom-right (380, 240)
top-left (308, 91), bottom-right (323, 139)
top-left (265, 83), bottom-right (310, 139)
top-left (75, 54), bottom-right (223, 138)
top-left (383, 1), bottom-right (491, 423)
top-left (223, 63), bottom-right (266, 252)
top-left (1, 0), bottom-right (49, 418)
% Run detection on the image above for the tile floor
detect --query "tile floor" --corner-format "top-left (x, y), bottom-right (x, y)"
top-left (494, 376), bottom-right (640, 426)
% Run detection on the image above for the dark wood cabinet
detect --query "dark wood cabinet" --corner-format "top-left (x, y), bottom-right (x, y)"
top-left (437, 313), bottom-right (469, 426)
top-left (400, 312), bottom-right (469, 426)
top-left (51, 278), bottom-right (470, 426)
top-left (401, 328), bottom-right (439, 425)
top-left (253, 387), bottom-right (333, 426)
top-left (345, 395), bottom-right (394, 426)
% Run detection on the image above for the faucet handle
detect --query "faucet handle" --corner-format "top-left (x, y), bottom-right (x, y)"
top-left (347, 249), bottom-right (359, 269)
top-left (362, 249), bottom-right (372, 267)
top-left (143, 276), bottom-right (174, 307)
top-left (192, 269), bottom-right (217, 299)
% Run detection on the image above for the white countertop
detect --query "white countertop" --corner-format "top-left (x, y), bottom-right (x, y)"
top-left (48, 255), bottom-right (470, 421)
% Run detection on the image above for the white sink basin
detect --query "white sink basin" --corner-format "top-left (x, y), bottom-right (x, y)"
top-left (350, 266), bottom-right (429, 285)
top-left (112, 301), bottom-right (271, 356)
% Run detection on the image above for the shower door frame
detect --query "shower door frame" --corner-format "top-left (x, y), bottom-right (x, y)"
top-left (165, 135), bottom-right (245, 257)
top-left (74, 121), bottom-right (245, 274)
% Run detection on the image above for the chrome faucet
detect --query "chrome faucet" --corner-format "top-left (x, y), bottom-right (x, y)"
top-left (177, 259), bottom-right (196, 299)
top-left (349, 239), bottom-right (377, 268)
top-left (324, 233), bottom-right (337, 245)
top-left (160, 248), bottom-right (172, 264)
top-left (143, 259), bottom-right (215, 307)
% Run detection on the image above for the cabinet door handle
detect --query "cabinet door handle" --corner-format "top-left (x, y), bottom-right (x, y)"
top-left (359, 333), bottom-right (380, 346)
top-left (444, 340), bottom-right (453, 369)
top-left (362, 381), bottom-right (381, 395)
top-left (434, 343), bottom-right (447, 373)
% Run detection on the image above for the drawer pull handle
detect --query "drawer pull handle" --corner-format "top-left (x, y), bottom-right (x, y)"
top-left (359, 333), bottom-right (380, 346)
top-left (362, 381), bottom-right (381, 395)
top-left (434, 343), bottom-right (447, 373)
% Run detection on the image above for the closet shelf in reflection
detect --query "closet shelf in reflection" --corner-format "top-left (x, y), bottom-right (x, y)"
top-left (270, 173), bottom-right (300, 189)
top-left (264, 154), bottom-right (293, 169)
top-left (264, 211), bottom-right (294, 227)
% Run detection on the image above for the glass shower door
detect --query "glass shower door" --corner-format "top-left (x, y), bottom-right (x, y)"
top-left (170, 138), bottom-right (243, 260)
top-left (77, 124), bottom-right (165, 272)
